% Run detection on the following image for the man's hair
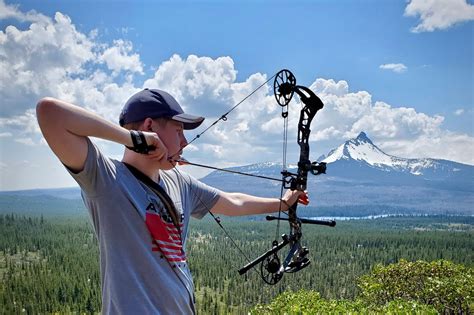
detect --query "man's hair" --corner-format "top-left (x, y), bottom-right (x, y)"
top-left (122, 117), bottom-right (169, 131)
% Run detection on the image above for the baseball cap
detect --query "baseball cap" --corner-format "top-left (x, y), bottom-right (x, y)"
top-left (119, 88), bottom-right (205, 130)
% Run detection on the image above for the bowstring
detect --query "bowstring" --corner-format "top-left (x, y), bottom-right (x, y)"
top-left (276, 105), bottom-right (289, 242)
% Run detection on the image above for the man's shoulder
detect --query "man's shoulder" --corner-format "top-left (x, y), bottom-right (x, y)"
top-left (160, 168), bottom-right (190, 182)
top-left (160, 168), bottom-right (206, 191)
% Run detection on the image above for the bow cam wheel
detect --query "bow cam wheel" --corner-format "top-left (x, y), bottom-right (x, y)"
top-left (260, 254), bottom-right (283, 285)
top-left (274, 69), bottom-right (296, 107)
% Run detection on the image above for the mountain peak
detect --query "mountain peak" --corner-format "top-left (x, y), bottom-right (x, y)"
top-left (354, 131), bottom-right (373, 145)
top-left (323, 131), bottom-right (386, 164)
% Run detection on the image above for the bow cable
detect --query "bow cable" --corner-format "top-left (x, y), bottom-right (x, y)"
top-left (276, 105), bottom-right (289, 242)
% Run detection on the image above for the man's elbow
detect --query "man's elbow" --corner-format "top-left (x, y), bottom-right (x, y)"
top-left (36, 97), bottom-right (59, 126)
top-left (36, 97), bottom-right (56, 114)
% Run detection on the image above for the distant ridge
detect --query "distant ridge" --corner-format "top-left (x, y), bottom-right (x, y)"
top-left (0, 187), bottom-right (81, 199)
top-left (2, 132), bottom-right (473, 216)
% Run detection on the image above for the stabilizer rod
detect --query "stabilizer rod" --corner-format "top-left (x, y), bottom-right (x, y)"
top-left (266, 215), bottom-right (336, 227)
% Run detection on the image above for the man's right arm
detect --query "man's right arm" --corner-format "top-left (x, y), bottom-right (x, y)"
top-left (36, 97), bottom-right (134, 173)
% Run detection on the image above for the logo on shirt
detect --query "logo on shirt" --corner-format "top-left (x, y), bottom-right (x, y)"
top-left (145, 199), bottom-right (186, 264)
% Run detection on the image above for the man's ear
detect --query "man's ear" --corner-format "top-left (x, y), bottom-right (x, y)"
top-left (142, 118), bottom-right (154, 131)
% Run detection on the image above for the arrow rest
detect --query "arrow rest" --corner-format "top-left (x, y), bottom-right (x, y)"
top-left (310, 161), bottom-right (327, 175)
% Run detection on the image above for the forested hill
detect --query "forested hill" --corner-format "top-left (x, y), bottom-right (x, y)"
top-left (0, 194), bottom-right (86, 217)
top-left (1, 214), bottom-right (472, 314)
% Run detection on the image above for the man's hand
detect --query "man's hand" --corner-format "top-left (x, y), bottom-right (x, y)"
top-left (281, 189), bottom-right (309, 210)
top-left (141, 131), bottom-right (169, 163)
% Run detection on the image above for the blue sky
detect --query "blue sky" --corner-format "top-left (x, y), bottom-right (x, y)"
top-left (0, 0), bottom-right (473, 190)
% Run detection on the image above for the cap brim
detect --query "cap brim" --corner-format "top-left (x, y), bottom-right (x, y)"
top-left (172, 113), bottom-right (205, 130)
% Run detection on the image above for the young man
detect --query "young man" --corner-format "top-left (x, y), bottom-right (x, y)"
top-left (36, 88), bottom-right (307, 314)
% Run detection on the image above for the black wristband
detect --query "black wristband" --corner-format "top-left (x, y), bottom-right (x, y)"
top-left (126, 130), bottom-right (151, 154)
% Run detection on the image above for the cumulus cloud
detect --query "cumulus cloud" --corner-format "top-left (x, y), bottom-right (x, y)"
top-left (0, 0), bottom-right (50, 23)
top-left (0, 1), bottom-right (143, 121)
top-left (379, 63), bottom-right (407, 73)
top-left (99, 39), bottom-right (143, 75)
top-left (145, 58), bottom-right (474, 165)
top-left (349, 102), bottom-right (445, 139)
top-left (144, 54), bottom-right (238, 116)
top-left (380, 133), bottom-right (474, 163)
top-left (404, 0), bottom-right (474, 32)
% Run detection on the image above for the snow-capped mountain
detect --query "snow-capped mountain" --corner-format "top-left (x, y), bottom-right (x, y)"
top-left (201, 132), bottom-right (473, 215)
top-left (320, 132), bottom-right (473, 185)
top-left (205, 131), bottom-right (473, 184)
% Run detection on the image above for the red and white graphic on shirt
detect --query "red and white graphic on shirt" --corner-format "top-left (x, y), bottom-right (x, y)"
top-left (145, 212), bottom-right (186, 263)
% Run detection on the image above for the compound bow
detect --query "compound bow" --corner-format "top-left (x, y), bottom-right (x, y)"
top-left (236, 69), bottom-right (335, 284)
top-left (172, 69), bottom-right (336, 285)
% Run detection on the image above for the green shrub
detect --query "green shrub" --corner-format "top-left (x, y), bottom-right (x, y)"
top-left (251, 260), bottom-right (472, 314)
top-left (358, 259), bottom-right (473, 313)
top-left (250, 290), bottom-right (365, 314)
top-left (250, 290), bottom-right (437, 314)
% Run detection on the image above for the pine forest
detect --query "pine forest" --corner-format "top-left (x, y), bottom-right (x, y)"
top-left (1, 212), bottom-right (472, 314)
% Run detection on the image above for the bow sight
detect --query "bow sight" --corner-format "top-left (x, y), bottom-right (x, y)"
top-left (238, 69), bottom-right (336, 285)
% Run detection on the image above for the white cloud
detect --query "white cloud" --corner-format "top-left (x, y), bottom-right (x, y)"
top-left (379, 63), bottom-right (408, 73)
top-left (380, 132), bottom-right (474, 163)
top-left (349, 102), bottom-right (445, 139)
top-left (16, 138), bottom-right (35, 146)
top-left (404, 0), bottom-right (474, 32)
top-left (0, 0), bottom-right (50, 24)
top-left (454, 109), bottom-right (465, 115)
top-left (99, 39), bottom-right (143, 75)
top-left (312, 126), bottom-right (343, 141)
top-left (144, 54), bottom-right (237, 116)
top-left (0, 6), bottom-right (143, 122)
top-left (0, 108), bottom-right (49, 146)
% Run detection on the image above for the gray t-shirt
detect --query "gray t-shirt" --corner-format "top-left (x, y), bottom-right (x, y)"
top-left (68, 139), bottom-right (220, 315)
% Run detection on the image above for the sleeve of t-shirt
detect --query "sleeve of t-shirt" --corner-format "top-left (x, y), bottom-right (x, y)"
top-left (185, 173), bottom-right (221, 219)
top-left (66, 138), bottom-right (118, 198)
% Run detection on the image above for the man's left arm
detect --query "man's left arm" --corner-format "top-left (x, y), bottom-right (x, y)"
top-left (210, 190), bottom-right (308, 216)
